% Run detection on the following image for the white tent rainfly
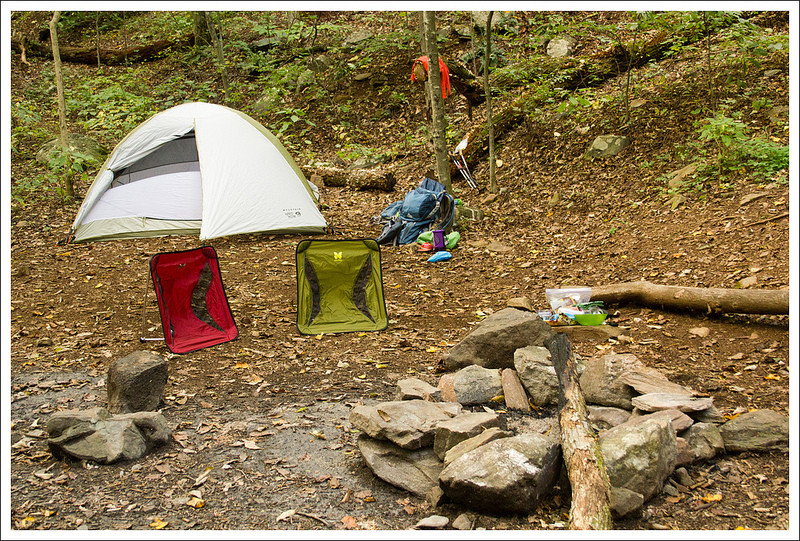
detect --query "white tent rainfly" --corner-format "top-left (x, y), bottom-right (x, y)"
top-left (67, 101), bottom-right (328, 243)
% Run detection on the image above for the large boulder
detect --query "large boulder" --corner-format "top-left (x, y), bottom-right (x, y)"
top-left (719, 409), bottom-right (789, 453)
top-left (599, 416), bottom-right (678, 502)
top-left (443, 308), bottom-right (555, 370)
top-left (107, 350), bottom-right (168, 414)
top-left (46, 408), bottom-right (170, 464)
top-left (439, 432), bottom-right (562, 515)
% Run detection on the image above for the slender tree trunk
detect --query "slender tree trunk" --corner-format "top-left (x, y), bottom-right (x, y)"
top-left (49, 11), bottom-right (74, 199)
top-left (95, 12), bottom-right (101, 69)
top-left (205, 12), bottom-right (229, 101)
top-left (704, 12), bottom-right (715, 113)
top-left (484, 11), bottom-right (497, 194)
top-left (418, 13), bottom-right (431, 120)
top-left (422, 11), bottom-right (452, 192)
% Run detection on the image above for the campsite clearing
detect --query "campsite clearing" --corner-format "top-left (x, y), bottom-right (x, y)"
top-left (8, 9), bottom-right (791, 533)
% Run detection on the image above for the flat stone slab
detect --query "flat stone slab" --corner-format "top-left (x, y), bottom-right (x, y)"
top-left (349, 400), bottom-right (462, 449)
top-left (631, 393), bottom-right (714, 413)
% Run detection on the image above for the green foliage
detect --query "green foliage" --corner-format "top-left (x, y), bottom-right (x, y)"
top-left (686, 111), bottom-right (789, 188)
top-left (66, 72), bottom-right (157, 138)
top-left (10, 100), bottom-right (48, 155)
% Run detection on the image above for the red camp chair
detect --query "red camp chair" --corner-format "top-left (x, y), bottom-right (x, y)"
top-left (140, 246), bottom-right (238, 354)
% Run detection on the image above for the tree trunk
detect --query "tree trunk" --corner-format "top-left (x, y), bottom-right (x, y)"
top-left (193, 11), bottom-right (213, 47)
top-left (484, 11), bottom-right (497, 194)
top-left (49, 11), bottom-right (74, 199)
top-left (547, 333), bottom-right (613, 530)
top-left (590, 281), bottom-right (789, 315)
top-left (300, 166), bottom-right (396, 192)
top-left (204, 12), bottom-right (229, 102)
top-left (422, 11), bottom-right (452, 193)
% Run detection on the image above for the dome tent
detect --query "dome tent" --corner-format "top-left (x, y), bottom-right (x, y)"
top-left (67, 102), bottom-right (327, 243)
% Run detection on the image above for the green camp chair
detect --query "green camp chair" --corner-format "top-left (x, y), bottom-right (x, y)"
top-left (295, 239), bottom-right (389, 335)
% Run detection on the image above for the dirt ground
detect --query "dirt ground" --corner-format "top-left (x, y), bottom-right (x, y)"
top-left (5, 9), bottom-right (795, 535)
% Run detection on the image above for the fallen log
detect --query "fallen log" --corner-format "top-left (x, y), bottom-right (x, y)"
top-left (11, 35), bottom-right (195, 65)
top-left (547, 333), bottom-right (612, 530)
top-left (590, 281), bottom-right (789, 315)
top-left (302, 166), bottom-right (396, 192)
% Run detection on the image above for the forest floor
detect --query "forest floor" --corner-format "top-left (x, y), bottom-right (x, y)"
top-left (6, 9), bottom-right (795, 535)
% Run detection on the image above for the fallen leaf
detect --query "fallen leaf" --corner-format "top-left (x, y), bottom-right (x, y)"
top-left (277, 509), bottom-right (296, 523)
top-left (701, 493), bottom-right (723, 502)
top-left (186, 496), bottom-right (205, 509)
top-left (149, 518), bottom-right (168, 529)
top-left (243, 439), bottom-right (262, 450)
top-left (764, 374), bottom-right (781, 380)
top-left (341, 515), bottom-right (357, 529)
top-left (194, 466), bottom-right (212, 487)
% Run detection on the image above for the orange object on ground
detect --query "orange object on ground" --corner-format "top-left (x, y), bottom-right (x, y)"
top-left (411, 56), bottom-right (452, 99)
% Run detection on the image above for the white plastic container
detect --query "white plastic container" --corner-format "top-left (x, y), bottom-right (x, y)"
top-left (545, 287), bottom-right (591, 313)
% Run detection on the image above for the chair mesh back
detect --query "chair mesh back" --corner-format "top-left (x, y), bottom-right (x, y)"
top-left (149, 246), bottom-right (238, 353)
top-left (296, 239), bottom-right (388, 335)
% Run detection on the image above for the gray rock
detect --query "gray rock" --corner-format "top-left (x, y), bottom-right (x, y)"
top-left (719, 409), bottom-right (789, 453)
top-left (438, 432), bottom-right (562, 515)
top-left (342, 30), bottom-right (372, 50)
top-left (443, 308), bottom-right (555, 370)
top-left (500, 368), bottom-right (531, 411)
top-left (599, 416), bottom-right (678, 501)
top-left (349, 400), bottom-right (462, 450)
top-left (607, 409), bottom-right (694, 437)
top-left (631, 393), bottom-right (714, 414)
top-left (690, 404), bottom-right (726, 424)
top-left (584, 135), bottom-right (631, 159)
top-left (296, 69), bottom-right (315, 92)
top-left (676, 422), bottom-right (725, 466)
top-left (452, 513), bottom-right (474, 530)
top-left (414, 515), bottom-right (449, 529)
top-left (46, 408), bottom-right (170, 464)
top-left (452, 365), bottom-right (502, 406)
top-left (36, 133), bottom-right (107, 166)
top-left (251, 35), bottom-right (284, 51)
top-left (580, 353), bottom-right (644, 409)
top-left (434, 412), bottom-right (501, 460)
top-left (395, 378), bottom-right (441, 402)
top-left (514, 345), bottom-right (558, 407)
top-left (107, 350), bottom-right (168, 414)
top-left (609, 486), bottom-right (645, 518)
top-left (308, 55), bottom-right (333, 73)
top-left (357, 435), bottom-right (443, 498)
top-left (546, 35), bottom-right (577, 57)
top-left (618, 367), bottom-right (695, 396)
top-left (443, 426), bottom-right (512, 466)
top-left (587, 405), bottom-right (631, 431)
top-left (631, 393), bottom-right (713, 413)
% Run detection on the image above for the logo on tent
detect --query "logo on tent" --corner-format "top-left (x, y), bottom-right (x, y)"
top-left (333, 252), bottom-right (343, 261)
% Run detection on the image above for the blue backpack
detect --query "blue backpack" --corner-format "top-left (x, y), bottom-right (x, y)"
top-left (376, 178), bottom-right (455, 246)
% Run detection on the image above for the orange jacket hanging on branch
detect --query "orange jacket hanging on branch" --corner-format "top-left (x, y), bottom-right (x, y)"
top-left (411, 56), bottom-right (452, 99)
